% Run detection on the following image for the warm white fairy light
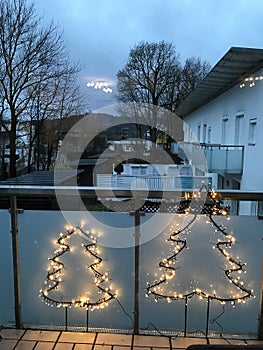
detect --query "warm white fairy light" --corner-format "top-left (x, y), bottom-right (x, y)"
top-left (86, 80), bottom-right (113, 93)
top-left (240, 75), bottom-right (263, 88)
top-left (39, 226), bottom-right (116, 310)
top-left (146, 186), bottom-right (253, 305)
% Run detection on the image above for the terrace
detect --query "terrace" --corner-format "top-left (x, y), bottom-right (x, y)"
top-left (0, 185), bottom-right (262, 349)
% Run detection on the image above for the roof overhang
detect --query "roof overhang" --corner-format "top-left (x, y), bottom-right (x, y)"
top-left (176, 47), bottom-right (263, 117)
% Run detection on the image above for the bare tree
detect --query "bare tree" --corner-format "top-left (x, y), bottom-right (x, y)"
top-left (26, 62), bottom-right (86, 172)
top-left (0, 0), bottom-right (86, 178)
top-left (117, 41), bottom-right (181, 106)
top-left (117, 41), bottom-right (182, 144)
top-left (116, 41), bottom-right (210, 153)
top-left (177, 57), bottom-right (211, 106)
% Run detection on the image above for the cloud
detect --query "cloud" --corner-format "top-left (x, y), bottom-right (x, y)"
top-left (34, 0), bottom-right (263, 109)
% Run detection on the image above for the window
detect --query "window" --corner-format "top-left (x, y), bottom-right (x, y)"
top-left (202, 124), bottom-right (207, 143)
top-left (258, 201), bottom-right (263, 219)
top-left (197, 125), bottom-right (201, 142)
top-left (131, 165), bottom-right (147, 175)
top-left (248, 118), bottom-right (257, 145)
top-left (207, 126), bottom-right (211, 143)
top-left (186, 127), bottom-right (192, 142)
top-left (235, 114), bottom-right (244, 145)
top-left (218, 174), bottom-right (224, 189)
top-left (232, 179), bottom-right (240, 190)
top-left (188, 128), bottom-right (193, 142)
top-left (221, 118), bottom-right (228, 144)
top-left (251, 201), bottom-right (258, 216)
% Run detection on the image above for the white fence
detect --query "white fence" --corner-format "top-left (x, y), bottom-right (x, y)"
top-left (96, 174), bottom-right (212, 190)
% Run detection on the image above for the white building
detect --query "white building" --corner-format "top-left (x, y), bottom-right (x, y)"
top-left (176, 47), bottom-right (263, 215)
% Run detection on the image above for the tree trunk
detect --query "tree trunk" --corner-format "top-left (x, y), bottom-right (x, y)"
top-left (9, 112), bottom-right (17, 178)
top-left (36, 125), bottom-right (40, 171)
top-left (27, 145), bottom-right (32, 173)
top-left (47, 146), bottom-right (53, 170)
top-left (27, 123), bottom-right (34, 173)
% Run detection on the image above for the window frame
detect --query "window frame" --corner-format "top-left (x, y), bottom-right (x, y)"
top-left (197, 125), bottom-right (201, 142)
top-left (235, 113), bottom-right (244, 145)
top-left (248, 118), bottom-right (257, 146)
top-left (221, 117), bottom-right (228, 144)
top-left (202, 123), bottom-right (207, 143)
top-left (207, 126), bottom-right (211, 144)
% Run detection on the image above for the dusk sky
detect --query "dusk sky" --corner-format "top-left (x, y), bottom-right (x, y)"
top-left (33, 0), bottom-right (263, 110)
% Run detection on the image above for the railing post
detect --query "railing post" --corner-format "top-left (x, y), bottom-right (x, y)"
top-left (205, 297), bottom-right (211, 338)
top-left (258, 259), bottom-right (263, 340)
top-left (209, 146), bottom-right (212, 171)
top-left (184, 296), bottom-right (188, 337)
top-left (225, 146), bottom-right (229, 173)
top-left (10, 195), bottom-right (22, 328)
top-left (130, 208), bottom-right (145, 334)
top-left (134, 209), bottom-right (140, 335)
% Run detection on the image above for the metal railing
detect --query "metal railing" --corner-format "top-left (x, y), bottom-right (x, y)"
top-left (178, 142), bottom-right (244, 174)
top-left (201, 144), bottom-right (244, 174)
top-left (96, 174), bottom-right (212, 190)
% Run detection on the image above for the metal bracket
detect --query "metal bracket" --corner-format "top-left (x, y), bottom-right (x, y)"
top-left (8, 208), bottom-right (24, 214)
top-left (129, 210), bottom-right (145, 216)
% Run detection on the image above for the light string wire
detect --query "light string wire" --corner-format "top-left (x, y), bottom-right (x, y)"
top-left (209, 214), bottom-right (253, 303)
top-left (39, 226), bottom-right (116, 310)
top-left (146, 187), bottom-right (253, 304)
top-left (209, 304), bottom-right (228, 341)
top-left (146, 214), bottom-right (197, 302)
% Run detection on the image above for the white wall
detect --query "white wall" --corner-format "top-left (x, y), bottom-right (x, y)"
top-left (183, 68), bottom-right (263, 196)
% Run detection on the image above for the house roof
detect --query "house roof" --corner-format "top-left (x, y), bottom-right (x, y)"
top-left (69, 154), bottom-right (120, 167)
top-left (176, 47), bottom-right (263, 117)
top-left (0, 170), bottom-right (83, 186)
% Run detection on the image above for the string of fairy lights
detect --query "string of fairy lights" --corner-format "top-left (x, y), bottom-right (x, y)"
top-left (240, 75), bottom-right (263, 88)
top-left (146, 187), bottom-right (254, 305)
top-left (39, 226), bottom-right (116, 310)
top-left (39, 185), bottom-right (254, 330)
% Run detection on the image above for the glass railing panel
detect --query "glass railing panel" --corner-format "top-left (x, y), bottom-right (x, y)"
top-left (206, 148), bottom-right (227, 172)
top-left (140, 213), bottom-right (262, 336)
top-left (205, 146), bottom-right (243, 174)
top-left (227, 149), bottom-right (244, 173)
top-left (0, 210), bottom-right (15, 326)
top-left (0, 190), bottom-right (262, 338)
top-left (18, 210), bottom-right (135, 331)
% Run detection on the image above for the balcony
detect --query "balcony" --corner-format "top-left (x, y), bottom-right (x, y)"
top-left (0, 185), bottom-right (262, 342)
top-left (96, 174), bottom-right (213, 190)
top-left (178, 143), bottom-right (244, 174)
top-left (202, 144), bottom-right (244, 174)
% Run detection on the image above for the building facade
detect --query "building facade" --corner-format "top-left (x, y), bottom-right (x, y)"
top-left (176, 47), bottom-right (263, 215)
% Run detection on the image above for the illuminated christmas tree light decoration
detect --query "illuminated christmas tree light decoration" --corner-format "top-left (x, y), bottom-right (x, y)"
top-left (39, 226), bottom-right (116, 310)
top-left (146, 187), bottom-right (254, 305)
